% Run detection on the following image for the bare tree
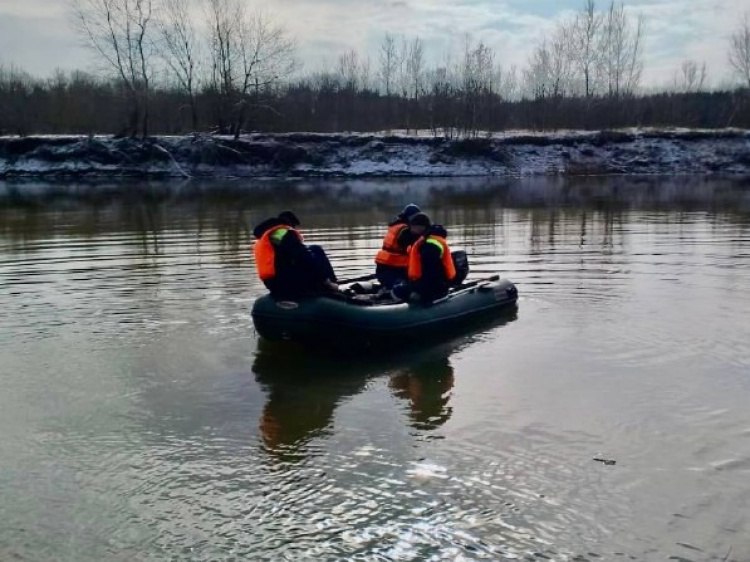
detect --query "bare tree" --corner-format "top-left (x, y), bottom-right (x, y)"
top-left (158, 0), bottom-right (200, 129)
top-left (360, 56), bottom-right (372, 92)
top-left (525, 16), bottom-right (579, 100)
top-left (396, 36), bottom-right (411, 100)
top-left (391, 36), bottom-right (412, 131)
top-left (494, 64), bottom-right (519, 101)
top-left (600, 1), bottom-right (643, 97)
top-left (378, 33), bottom-right (399, 97)
top-left (675, 60), bottom-right (707, 93)
top-left (205, 0), bottom-right (295, 136)
top-left (524, 28), bottom-right (574, 101)
top-left (205, 0), bottom-right (239, 131)
top-left (571, 0), bottom-right (603, 97)
top-left (405, 37), bottom-right (425, 133)
top-left (338, 49), bottom-right (360, 91)
top-left (523, 40), bottom-right (552, 99)
top-left (624, 13), bottom-right (644, 95)
top-left (73, 0), bottom-right (155, 137)
top-left (234, 10), bottom-right (295, 135)
top-left (377, 33), bottom-right (401, 130)
top-left (461, 38), bottom-right (496, 135)
top-left (426, 64), bottom-right (456, 137)
top-left (406, 37), bottom-right (425, 101)
top-left (729, 14), bottom-right (750, 89)
top-left (550, 23), bottom-right (576, 97)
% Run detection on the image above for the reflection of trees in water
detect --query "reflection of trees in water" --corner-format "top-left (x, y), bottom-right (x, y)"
top-left (123, 198), bottom-right (162, 255)
top-left (528, 209), bottom-right (557, 254)
top-left (526, 207), bottom-right (625, 255)
top-left (2, 177), bottom-right (749, 258)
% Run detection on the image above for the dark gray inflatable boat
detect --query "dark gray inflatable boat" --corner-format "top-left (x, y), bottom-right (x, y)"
top-left (251, 276), bottom-right (518, 347)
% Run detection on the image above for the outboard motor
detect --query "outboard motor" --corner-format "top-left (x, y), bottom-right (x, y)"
top-left (451, 251), bottom-right (469, 286)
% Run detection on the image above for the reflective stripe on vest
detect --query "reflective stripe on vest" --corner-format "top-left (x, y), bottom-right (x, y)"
top-left (254, 225), bottom-right (300, 281)
top-left (270, 227), bottom-right (288, 244)
top-left (375, 223), bottom-right (410, 268)
top-left (407, 235), bottom-right (457, 282)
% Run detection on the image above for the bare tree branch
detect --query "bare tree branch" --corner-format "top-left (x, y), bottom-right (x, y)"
top-left (72, 0), bottom-right (154, 137)
top-left (571, 0), bottom-right (603, 97)
top-left (674, 60), bottom-right (708, 93)
top-left (729, 13), bottom-right (750, 89)
top-left (379, 33), bottom-right (399, 97)
top-left (158, 0), bottom-right (200, 129)
top-left (600, 1), bottom-right (643, 97)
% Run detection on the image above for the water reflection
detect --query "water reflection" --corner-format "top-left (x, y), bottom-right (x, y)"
top-left (253, 308), bottom-right (518, 463)
top-left (253, 342), bottom-right (371, 461)
top-left (390, 356), bottom-right (454, 431)
top-left (253, 342), bottom-right (460, 461)
top-left (3, 176), bottom-right (750, 560)
top-left (3, 176), bottom-right (749, 233)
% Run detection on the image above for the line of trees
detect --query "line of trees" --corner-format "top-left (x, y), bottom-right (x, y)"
top-left (523, 0), bottom-right (643, 99)
top-left (1, 0), bottom-right (750, 137)
top-left (68, 0), bottom-right (296, 138)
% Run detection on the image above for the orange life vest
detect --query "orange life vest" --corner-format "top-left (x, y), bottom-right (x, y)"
top-left (253, 225), bottom-right (302, 281)
top-left (375, 223), bottom-right (410, 268)
top-left (408, 235), bottom-right (457, 282)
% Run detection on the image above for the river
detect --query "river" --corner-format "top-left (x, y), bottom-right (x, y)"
top-left (1, 176), bottom-right (749, 561)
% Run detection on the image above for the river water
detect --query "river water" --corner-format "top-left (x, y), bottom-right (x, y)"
top-left (1, 176), bottom-right (750, 561)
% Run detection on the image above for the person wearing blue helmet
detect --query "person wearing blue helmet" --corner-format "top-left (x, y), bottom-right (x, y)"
top-left (391, 213), bottom-right (457, 303)
top-left (374, 204), bottom-right (423, 290)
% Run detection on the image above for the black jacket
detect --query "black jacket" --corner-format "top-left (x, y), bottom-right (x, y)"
top-left (254, 218), bottom-right (325, 298)
top-left (395, 224), bottom-right (421, 253)
top-left (411, 225), bottom-right (451, 301)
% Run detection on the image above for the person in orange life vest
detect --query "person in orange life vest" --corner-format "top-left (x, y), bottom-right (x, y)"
top-left (375, 203), bottom-right (423, 290)
top-left (252, 211), bottom-right (338, 299)
top-left (392, 213), bottom-right (457, 303)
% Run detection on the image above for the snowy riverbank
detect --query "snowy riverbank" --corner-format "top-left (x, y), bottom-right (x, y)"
top-left (1, 129), bottom-right (749, 179)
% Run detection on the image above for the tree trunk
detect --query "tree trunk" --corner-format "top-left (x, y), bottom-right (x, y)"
top-left (129, 93), bottom-right (140, 138)
top-left (190, 94), bottom-right (199, 131)
top-left (142, 91), bottom-right (149, 138)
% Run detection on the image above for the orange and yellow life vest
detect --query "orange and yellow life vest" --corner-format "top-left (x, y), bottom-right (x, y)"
top-left (375, 223), bottom-right (410, 268)
top-left (254, 225), bottom-right (302, 281)
top-left (407, 235), bottom-right (457, 282)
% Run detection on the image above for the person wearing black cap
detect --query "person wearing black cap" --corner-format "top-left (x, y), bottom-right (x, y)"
top-left (374, 204), bottom-right (423, 290)
top-left (253, 211), bottom-right (338, 299)
top-left (392, 213), bottom-right (458, 303)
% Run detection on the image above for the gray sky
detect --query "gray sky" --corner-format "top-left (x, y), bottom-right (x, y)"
top-left (0, 0), bottom-right (747, 88)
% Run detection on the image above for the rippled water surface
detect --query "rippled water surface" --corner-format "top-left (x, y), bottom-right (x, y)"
top-left (2, 177), bottom-right (750, 561)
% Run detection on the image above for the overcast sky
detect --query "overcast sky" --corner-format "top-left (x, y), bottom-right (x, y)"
top-left (0, 0), bottom-right (747, 88)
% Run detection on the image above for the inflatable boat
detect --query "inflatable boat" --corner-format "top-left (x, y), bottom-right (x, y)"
top-left (251, 276), bottom-right (518, 347)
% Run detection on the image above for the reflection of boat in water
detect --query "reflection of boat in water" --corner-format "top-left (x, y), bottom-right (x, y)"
top-left (254, 342), bottom-right (371, 460)
top-left (252, 276), bottom-right (518, 348)
top-left (253, 309), bottom-right (517, 460)
top-left (389, 356), bottom-right (454, 431)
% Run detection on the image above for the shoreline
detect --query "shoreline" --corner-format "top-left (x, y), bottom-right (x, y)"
top-left (1, 129), bottom-right (749, 179)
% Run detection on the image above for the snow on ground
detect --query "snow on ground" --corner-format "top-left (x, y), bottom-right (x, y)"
top-left (0, 129), bottom-right (749, 179)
